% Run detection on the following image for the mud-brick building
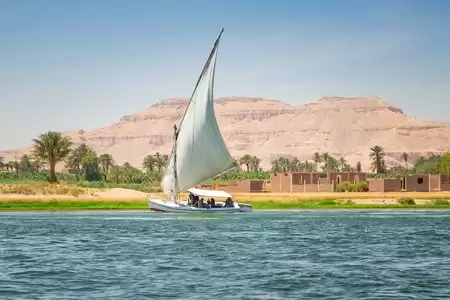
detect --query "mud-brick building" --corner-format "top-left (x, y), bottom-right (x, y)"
top-left (195, 180), bottom-right (267, 193)
top-left (270, 172), bottom-right (367, 193)
top-left (368, 174), bottom-right (450, 192)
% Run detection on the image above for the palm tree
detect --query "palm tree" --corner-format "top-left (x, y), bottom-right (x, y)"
top-left (322, 152), bottom-right (330, 164)
top-left (239, 154), bottom-right (253, 172)
top-left (250, 156), bottom-right (260, 172)
top-left (19, 155), bottom-right (33, 172)
top-left (99, 153), bottom-right (115, 173)
top-left (341, 163), bottom-right (352, 172)
top-left (338, 157), bottom-right (346, 171)
top-left (32, 131), bottom-right (72, 182)
top-left (369, 145), bottom-right (385, 173)
top-left (66, 143), bottom-right (90, 173)
top-left (401, 152), bottom-right (409, 169)
top-left (304, 160), bottom-right (315, 172)
top-left (11, 161), bottom-right (20, 174)
top-left (279, 157), bottom-right (290, 172)
top-left (142, 154), bottom-right (157, 172)
top-left (271, 158), bottom-right (281, 172)
top-left (154, 152), bottom-right (168, 173)
top-left (325, 157), bottom-right (340, 172)
top-left (289, 157), bottom-right (300, 172)
top-left (81, 148), bottom-right (101, 181)
top-left (32, 160), bottom-right (44, 172)
top-left (356, 161), bottom-right (362, 172)
top-left (312, 152), bottom-right (322, 168)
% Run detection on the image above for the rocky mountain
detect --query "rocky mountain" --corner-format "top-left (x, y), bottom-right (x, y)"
top-left (2, 96), bottom-right (450, 171)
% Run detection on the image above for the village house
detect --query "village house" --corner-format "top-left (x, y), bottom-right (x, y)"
top-left (368, 174), bottom-right (450, 192)
top-left (269, 172), bottom-right (367, 193)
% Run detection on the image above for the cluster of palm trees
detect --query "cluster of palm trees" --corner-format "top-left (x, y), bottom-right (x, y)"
top-left (0, 155), bottom-right (43, 174)
top-left (238, 155), bottom-right (261, 172)
top-left (237, 146), bottom-right (412, 175)
top-left (369, 145), bottom-right (411, 174)
top-left (142, 153), bottom-right (169, 173)
top-left (0, 131), bottom-right (171, 183)
top-left (268, 152), bottom-right (361, 173)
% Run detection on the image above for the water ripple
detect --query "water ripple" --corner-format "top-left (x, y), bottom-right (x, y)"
top-left (0, 210), bottom-right (449, 299)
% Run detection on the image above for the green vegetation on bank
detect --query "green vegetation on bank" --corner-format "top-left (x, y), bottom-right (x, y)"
top-left (0, 198), bottom-right (449, 211)
top-left (0, 200), bottom-right (147, 210)
top-left (251, 199), bottom-right (450, 209)
top-left (1, 130), bottom-right (450, 197)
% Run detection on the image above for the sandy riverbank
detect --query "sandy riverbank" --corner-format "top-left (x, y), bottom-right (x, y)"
top-left (0, 188), bottom-right (148, 201)
top-left (0, 189), bottom-right (449, 206)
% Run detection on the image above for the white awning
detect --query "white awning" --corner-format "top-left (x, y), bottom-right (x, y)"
top-left (187, 188), bottom-right (232, 198)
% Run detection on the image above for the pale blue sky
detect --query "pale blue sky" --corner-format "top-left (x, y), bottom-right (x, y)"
top-left (1, 0), bottom-right (450, 149)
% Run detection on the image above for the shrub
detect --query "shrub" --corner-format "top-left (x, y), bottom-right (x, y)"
top-left (397, 197), bottom-right (416, 205)
top-left (336, 199), bottom-right (356, 205)
top-left (335, 181), bottom-right (369, 192)
top-left (433, 199), bottom-right (449, 205)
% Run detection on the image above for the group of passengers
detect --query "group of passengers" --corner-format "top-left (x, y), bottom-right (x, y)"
top-left (188, 193), bottom-right (234, 208)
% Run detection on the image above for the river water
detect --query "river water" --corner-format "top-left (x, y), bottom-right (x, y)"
top-left (0, 210), bottom-right (449, 299)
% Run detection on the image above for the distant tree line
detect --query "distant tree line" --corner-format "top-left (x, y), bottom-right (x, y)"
top-left (1, 133), bottom-right (450, 184)
top-left (0, 131), bottom-right (169, 184)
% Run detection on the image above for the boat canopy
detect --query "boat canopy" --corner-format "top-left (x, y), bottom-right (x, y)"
top-left (187, 188), bottom-right (232, 199)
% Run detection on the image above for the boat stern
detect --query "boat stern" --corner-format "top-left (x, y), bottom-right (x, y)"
top-left (239, 203), bottom-right (253, 212)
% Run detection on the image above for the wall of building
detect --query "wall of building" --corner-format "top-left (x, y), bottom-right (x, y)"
top-left (405, 175), bottom-right (429, 192)
top-left (328, 172), bottom-right (367, 184)
top-left (290, 183), bottom-right (333, 192)
top-left (439, 174), bottom-right (450, 191)
top-left (269, 172), bottom-right (369, 193)
top-left (269, 173), bottom-right (292, 193)
top-left (429, 175), bottom-right (441, 192)
top-left (249, 180), bottom-right (264, 192)
top-left (367, 178), bottom-right (384, 192)
top-left (384, 178), bottom-right (402, 192)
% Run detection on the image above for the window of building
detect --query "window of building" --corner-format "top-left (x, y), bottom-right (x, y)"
top-left (417, 177), bottom-right (424, 184)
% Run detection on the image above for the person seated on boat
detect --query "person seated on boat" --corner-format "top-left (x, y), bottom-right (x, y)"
top-left (198, 198), bottom-right (205, 208)
top-left (206, 199), bottom-right (212, 208)
top-left (225, 197), bottom-right (234, 207)
top-left (192, 196), bottom-right (199, 207)
top-left (210, 198), bottom-right (216, 208)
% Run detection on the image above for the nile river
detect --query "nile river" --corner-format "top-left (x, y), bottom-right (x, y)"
top-left (0, 210), bottom-right (449, 299)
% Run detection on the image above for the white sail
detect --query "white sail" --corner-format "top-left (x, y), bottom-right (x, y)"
top-left (161, 29), bottom-right (235, 197)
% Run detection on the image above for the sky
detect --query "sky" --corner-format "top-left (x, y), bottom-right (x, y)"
top-left (1, 0), bottom-right (450, 149)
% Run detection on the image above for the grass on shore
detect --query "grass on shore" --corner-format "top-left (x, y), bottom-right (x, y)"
top-left (0, 198), bottom-right (450, 211)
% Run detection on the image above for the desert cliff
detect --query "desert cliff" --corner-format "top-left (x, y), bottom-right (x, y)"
top-left (2, 96), bottom-right (450, 171)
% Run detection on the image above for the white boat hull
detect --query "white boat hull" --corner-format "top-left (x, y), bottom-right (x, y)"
top-left (148, 198), bottom-right (253, 213)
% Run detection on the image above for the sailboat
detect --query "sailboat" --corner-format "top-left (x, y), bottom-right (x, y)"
top-left (147, 29), bottom-right (253, 213)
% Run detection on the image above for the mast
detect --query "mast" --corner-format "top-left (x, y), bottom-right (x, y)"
top-left (173, 124), bottom-right (179, 203)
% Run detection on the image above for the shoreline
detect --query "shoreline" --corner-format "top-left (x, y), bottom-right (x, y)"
top-left (0, 197), bottom-right (449, 211)
top-left (1, 207), bottom-right (450, 212)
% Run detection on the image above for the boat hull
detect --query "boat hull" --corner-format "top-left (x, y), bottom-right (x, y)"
top-left (148, 198), bottom-right (252, 213)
